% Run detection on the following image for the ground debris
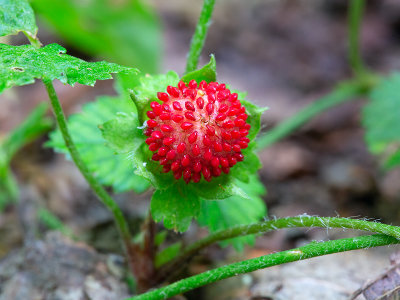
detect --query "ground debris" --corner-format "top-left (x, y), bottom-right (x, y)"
top-left (0, 232), bottom-right (128, 300)
top-left (351, 252), bottom-right (400, 300)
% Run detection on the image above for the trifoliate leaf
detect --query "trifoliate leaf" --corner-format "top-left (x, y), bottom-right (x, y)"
top-left (181, 55), bottom-right (217, 84)
top-left (130, 71), bottom-right (180, 121)
top-left (48, 95), bottom-right (150, 193)
top-left (151, 181), bottom-right (201, 232)
top-left (0, 43), bottom-right (134, 93)
top-left (0, 0), bottom-right (38, 38)
top-left (362, 73), bottom-right (400, 169)
top-left (32, 0), bottom-right (161, 73)
top-left (198, 174), bottom-right (267, 251)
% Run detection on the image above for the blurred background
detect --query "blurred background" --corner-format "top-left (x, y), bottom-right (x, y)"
top-left (2, 0), bottom-right (400, 299)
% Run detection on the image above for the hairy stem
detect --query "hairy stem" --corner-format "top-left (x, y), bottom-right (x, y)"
top-left (129, 234), bottom-right (399, 300)
top-left (42, 79), bottom-right (132, 255)
top-left (348, 0), bottom-right (366, 75)
top-left (255, 80), bottom-right (367, 150)
top-left (185, 0), bottom-right (216, 73)
top-left (156, 216), bottom-right (400, 282)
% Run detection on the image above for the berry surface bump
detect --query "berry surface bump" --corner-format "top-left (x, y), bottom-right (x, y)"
top-left (145, 80), bottom-right (250, 183)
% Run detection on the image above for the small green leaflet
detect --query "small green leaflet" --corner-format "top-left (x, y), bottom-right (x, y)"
top-left (130, 71), bottom-right (180, 121)
top-left (151, 182), bottom-right (201, 232)
top-left (362, 73), bottom-right (400, 169)
top-left (198, 175), bottom-right (267, 251)
top-left (181, 55), bottom-right (217, 84)
top-left (48, 95), bottom-right (150, 194)
top-left (0, 0), bottom-right (38, 38)
top-left (0, 43), bottom-right (134, 93)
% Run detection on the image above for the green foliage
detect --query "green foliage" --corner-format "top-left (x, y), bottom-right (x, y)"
top-left (363, 73), bottom-right (400, 169)
top-left (181, 55), bottom-right (216, 84)
top-left (0, 102), bottom-right (52, 210)
top-left (0, 0), bottom-right (37, 38)
top-left (2, 102), bottom-right (52, 159)
top-left (151, 182), bottom-right (201, 232)
top-left (0, 43), bottom-right (133, 93)
top-left (48, 95), bottom-right (150, 194)
top-left (131, 71), bottom-right (180, 121)
top-left (102, 59), bottom-right (267, 232)
top-left (31, 0), bottom-right (162, 73)
top-left (37, 208), bottom-right (74, 237)
top-left (155, 242), bottom-right (182, 268)
top-left (198, 175), bottom-right (267, 251)
top-left (101, 112), bottom-right (143, 154)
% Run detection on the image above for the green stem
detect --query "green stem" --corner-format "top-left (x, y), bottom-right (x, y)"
top-left (348, 0), bottom-right (366, 76)
top-left (256, 80), bottom-right (366, 150)
top-left (42, 79), bottom-right (132, 245)
top-left (22, 31), bottom-right (42, 49)
top-left (157, 216), bottom-right (400, 282)
top-left (185, 0), bottom-right (216, 73)
top-left (129, 234), bottom-right (399, 300)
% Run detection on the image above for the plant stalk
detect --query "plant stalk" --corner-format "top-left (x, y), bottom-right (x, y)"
top-left (156, 215), bottom-right (400, 283)
top-left (42, 78), bottom-right (133, 265)
top-left (185, 0), bottom-right (216, 73)
top-left (129, 234), bottom-right (400, 300)
top-left (348, 0), bottom-right (366, 76)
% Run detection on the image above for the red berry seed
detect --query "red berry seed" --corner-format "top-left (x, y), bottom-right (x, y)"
top-left (144, 80), bottom-right (250, 183)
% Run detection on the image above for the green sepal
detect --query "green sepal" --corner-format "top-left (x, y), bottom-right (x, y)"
top-left (229, 143), bottom-right (262, 183)
top-left (0, 0), bottom-right (38, 38)
top-left (151, 181), bottom-right (201, 232)
top-left (129, 144), bottom-right (175, 190)
top-left (100, 112), bottom-right (143, 154)
top-left (0, 43), bottom-right (134, 93)
top-left (130, 71), bottom-right (180, 122)
top-left (241, 99), bottom-right (267, 141)
top-left (181, 55), bottom-right (216, 84)
top-left (191, 175), bottom-right (250, 201)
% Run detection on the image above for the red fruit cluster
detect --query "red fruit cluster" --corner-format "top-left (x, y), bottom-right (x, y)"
top-left (144, 80), bottom-right (250, 183)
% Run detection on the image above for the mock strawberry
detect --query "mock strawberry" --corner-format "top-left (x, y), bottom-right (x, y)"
top-left (144, 80), bottom-right (251, 183)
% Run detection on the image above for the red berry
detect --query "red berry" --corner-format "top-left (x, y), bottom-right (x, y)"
top-left (144, 80), bottom-right (250, 183)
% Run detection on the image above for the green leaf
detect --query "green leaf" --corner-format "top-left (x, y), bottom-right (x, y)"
top-left (198, 174), bottom-right (267, 251)
top-left (191, 175), bottom-right (251, 201)
top-left (241, 99), bottom-right (267, 141)
top-left (151, 182), bottom-right (201, 232)
top-left (181, 55), bottom-right (217, 84)
top-left (155, 242), bottom-right (182, 268)
top-left (362, 73), bottom-right (400, 169)
top-left (37, 208), bottom-right (74, 237)
top-left (130, 71), bottom-right (180, 121)
top-left (0, 0), bottom-right (38, 38)
top-left (31, 0), bottom-right (161, 73)
top-left (0, 43), bottom-right (134, 93)
top-left (100, 112), bottom-right (143, 154)
top-left (48, 95), bottom-right (150, 194)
